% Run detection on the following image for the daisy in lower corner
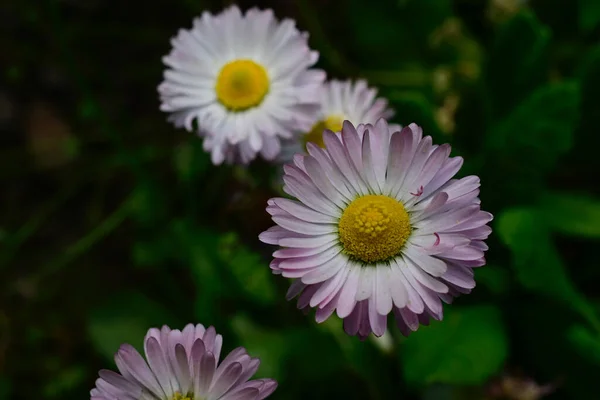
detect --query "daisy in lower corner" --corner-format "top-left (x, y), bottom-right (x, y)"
top-left (158, 6), bottom-right (325, 165)
top-left (279, 79), bottom-right (398, 162)
top-left (90, 324), bottom-right (277, 400)
top-left (259, 119), bottom-right (492, 339)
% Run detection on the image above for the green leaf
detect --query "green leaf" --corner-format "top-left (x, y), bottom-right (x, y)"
top-left (486, 81), bottom-right (580, 173)
top-left (401, 305), bottom-right (507, 385)
top-left (568, 325), bottom-right (600, 365)
top-left (218, 233), bottom-right (277, 305)
top-left (579, 0), bottom-right (600, 32)
top-left (540, 192), bottom-right (600, 238)
top-left (486, 12), bottom-right (550, 118)
top-left (496, 208), bottom-right (599, 330)
top-left (87, 291), bottom-right (179, 361)
top-left (496, 208), bottom-right (577, 300)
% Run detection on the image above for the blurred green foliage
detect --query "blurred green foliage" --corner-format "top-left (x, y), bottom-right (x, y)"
top-left (2, 0), bottom-right (600, 399)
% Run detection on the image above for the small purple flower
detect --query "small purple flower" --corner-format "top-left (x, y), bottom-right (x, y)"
top-left (260, 119), bottom-right (492, 339)
top-left (91, 324), bottom-right (277, 400)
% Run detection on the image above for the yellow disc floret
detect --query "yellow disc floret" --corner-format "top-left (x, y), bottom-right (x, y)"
top-left (172, 392), bottom-right (192, 400)
top-left (303, 114), bottom-right (345, 149)
top-left (216, 60), bottom-right (269, 111)
top-left (338, 195), bottom-right (412, 263)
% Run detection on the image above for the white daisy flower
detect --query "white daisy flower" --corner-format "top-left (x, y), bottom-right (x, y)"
top-left (260, 119), bottom-right (492, 339)
top-left (159, 6), bottom-right (325, 165)
top-left (279, 79), bottom-right (397, 162)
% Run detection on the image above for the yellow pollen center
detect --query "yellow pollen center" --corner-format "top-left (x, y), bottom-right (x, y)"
top-left (215, 60), bottom-right (269, 111)
top-left (303, 115), bottom-right (345, 149)
top-left (338, 195), bottom-right (412, 263)
top-left (172, 392), bottom-right (193, 400)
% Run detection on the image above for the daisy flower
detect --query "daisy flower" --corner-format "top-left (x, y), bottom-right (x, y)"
top-left (159, 6), bottom-right (325, 165)
top-left (259, 119), bottom-right (492, 339)
top-left (91, 324), bottom-right (277, 400)
top-left (279, 79), bottom-right (397, 161)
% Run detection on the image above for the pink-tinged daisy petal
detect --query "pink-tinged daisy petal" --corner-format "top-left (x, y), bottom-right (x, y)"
top-left (306, 143), bottom-right (354, 201)
top-left (304, 156), bottom-right (346, 206)
top-left (336, 264), bottom-right (361, 318)
top-left (260, 119), bottom-right (491, 339)
top-left (115, 344), bottom-right (165, 399)
top-left (310, 264), bottom-right (350, 307)
top-left (271, 215), bottom-right (336, 235)
top-left (442, 263), bottom-right (476, 289)
top-left (368, 298), bottom-right (388, 337)
top-left (361, 129), bottom-right (382, 192)
top-left (272, 198), bottom-right (335, 224)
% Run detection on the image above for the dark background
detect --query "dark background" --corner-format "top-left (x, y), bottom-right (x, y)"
top-left (2, 0), bottom-right (600, 399)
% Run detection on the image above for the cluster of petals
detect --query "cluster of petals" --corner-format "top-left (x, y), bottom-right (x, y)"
top-left (91, 324), bottom-right (277, 400)
top-left (260, 119), bottom-right (492, 339)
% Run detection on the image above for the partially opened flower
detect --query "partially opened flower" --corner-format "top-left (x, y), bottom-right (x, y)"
top-left (260, 119), bottom-right (492, 339)
top-left (279, 79), bottom-right (396, 161)
top-left (159, 6), bottom-right (325, 165)
top-left (91, 324), bottom-right (277, 400)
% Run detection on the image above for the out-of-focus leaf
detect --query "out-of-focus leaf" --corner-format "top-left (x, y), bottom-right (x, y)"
top-left (401, 305), bottom-right (507, 385)
top-left (540, 192), bottom-right (600, 238)
top-left (173, 139), bottom-right (210, 182)
top-left (230, 314), bottom-right (287, 381)
top-left (575, 46), bottom-right (600, 167)
top-left (0, 376), bottom-right (11, 400)
top-left (342, 0), bottom-right (452, 67)
top-left (496, 208), bottom-right (598, 327)
top-left (579, 0), bottom-right (600, 32)
top-left (568, 325), bottom-right (600, 365)
top-left (131, 181), bottom-right (168, 225)
top-left (388, 91), bottom-right (443, 139)
top-left (486, 82), bottom-right (579, 172)
top-left (474, 265), bottom-right (509, 295)
top-left (486, 12), bottom-right (550, 118)
top-left (43, 365), bottom-right (87, 398)
top-left (87, 291), bottom-right (179, 361)
top-left (218, 233), bottom-right (276, 305)
top-left (131, 237), bottom-right (173, 268)
top-left (172, 221), bottom-right (222, 322)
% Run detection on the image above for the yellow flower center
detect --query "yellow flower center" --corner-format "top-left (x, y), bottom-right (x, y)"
top-left (215, 60), bottom-right (269, 111)
top-left (303, 115), bottom-right (345, 149)
top-left (338, 195), bottom-right (412, 263)
top-left (172, 392), bottom-right (193, 400)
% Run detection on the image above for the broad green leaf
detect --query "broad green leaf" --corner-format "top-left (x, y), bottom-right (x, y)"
top-left (230, 314), bottom-right (287, 381)
top-left (568, 325), bottom-right (600, 365)
top-left (486, 82), bottom-right (580, 173)
top-left (218, 233), bottom-right (276, 305)
top-left (486, 12), bottom-right (550, 118)
top-left (579, 0), bottom-right (600, 32)
top-left (540, 192), bottom-right (600, 238)
top-left (87, 291), bottom-right (179, 361)
top-left (496, 208), bottom-right (598, 327)
top-left (401, 305), bottom-right (507, 385)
